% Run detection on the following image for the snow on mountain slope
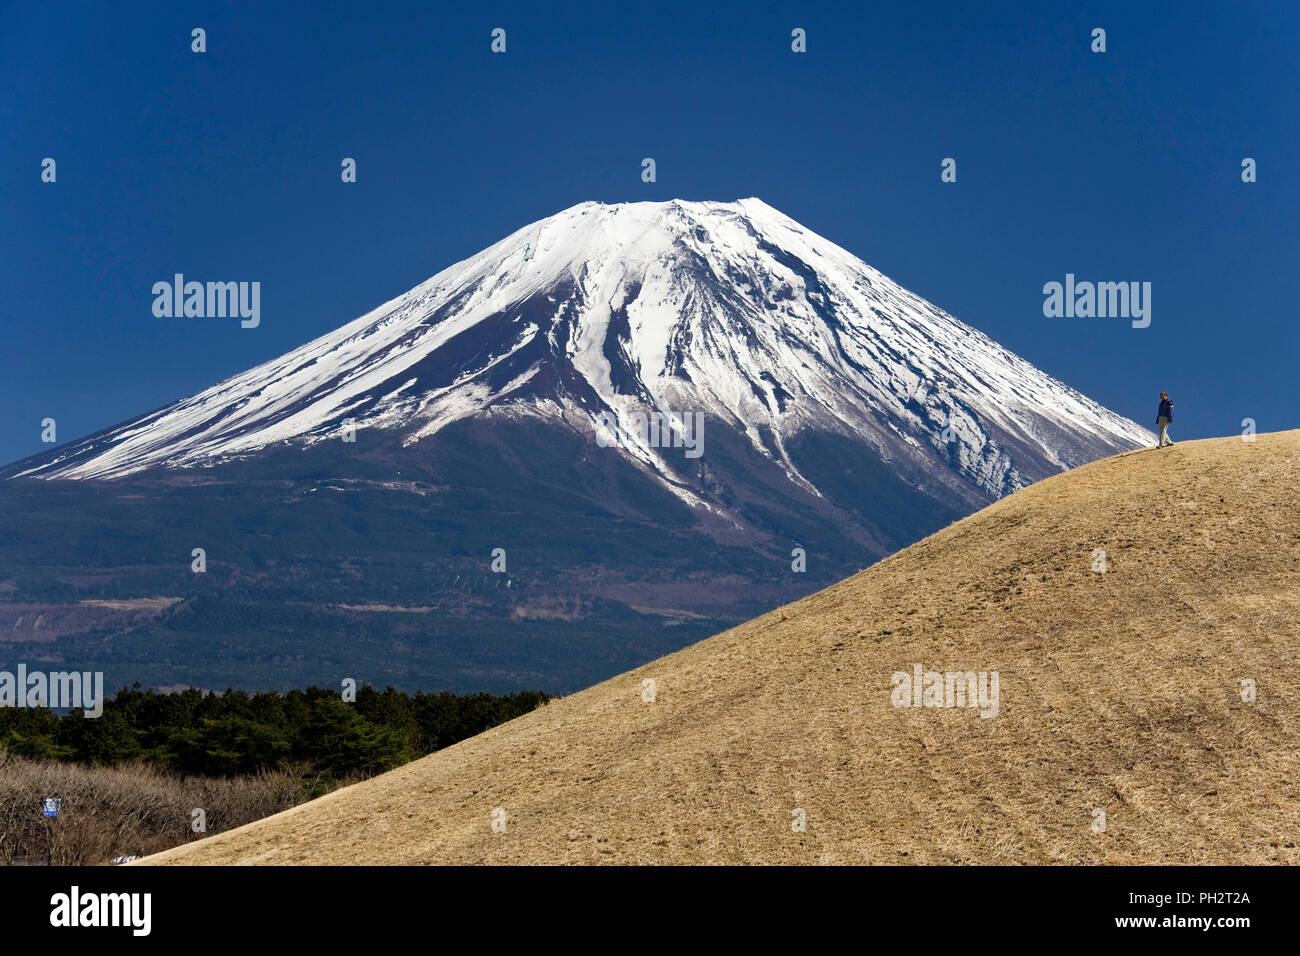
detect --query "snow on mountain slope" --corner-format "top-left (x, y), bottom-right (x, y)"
top-left (6, 199), bottom-right (1152, 504)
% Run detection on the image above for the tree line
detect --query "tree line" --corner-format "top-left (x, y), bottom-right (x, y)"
top-left (0, 684), bottom-right (551, 781)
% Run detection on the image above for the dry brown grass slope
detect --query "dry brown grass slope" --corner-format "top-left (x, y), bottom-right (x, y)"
top-left (142, 431), bottom-right (1300, 865)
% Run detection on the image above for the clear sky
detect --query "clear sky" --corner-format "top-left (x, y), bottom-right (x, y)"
top-left (2, 0), bottom-right (1295, 466)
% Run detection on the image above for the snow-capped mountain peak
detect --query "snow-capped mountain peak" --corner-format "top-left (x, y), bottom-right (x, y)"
top-left (7, 198), bottom-right (1151, 509)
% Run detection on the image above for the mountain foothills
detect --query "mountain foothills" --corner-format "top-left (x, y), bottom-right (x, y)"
top-left (0, 200), bottom-right (1151, 692)
top-left (142, 433), bottom-right (1300, 865)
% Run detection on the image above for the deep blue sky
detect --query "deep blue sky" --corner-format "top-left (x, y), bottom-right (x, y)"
top-left (2, 0), bottom-right (1296, 466)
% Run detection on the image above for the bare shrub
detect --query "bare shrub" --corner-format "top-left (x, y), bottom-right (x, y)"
top-left (0, 750), bottom-right (319, 865)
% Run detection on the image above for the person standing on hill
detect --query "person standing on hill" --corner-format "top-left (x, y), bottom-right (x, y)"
top-left (1156, 392), bottom-right (1175, 447)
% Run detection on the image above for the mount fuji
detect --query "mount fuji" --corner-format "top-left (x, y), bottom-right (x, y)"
top-left (0, 199), bottom-right (1151, 692)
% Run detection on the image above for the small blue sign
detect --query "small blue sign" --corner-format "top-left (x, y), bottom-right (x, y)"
top-left (42, 798), bottom-right (60, 818)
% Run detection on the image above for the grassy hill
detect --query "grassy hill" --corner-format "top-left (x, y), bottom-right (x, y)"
top-left (142, 431), bottom-right (1300, 864)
